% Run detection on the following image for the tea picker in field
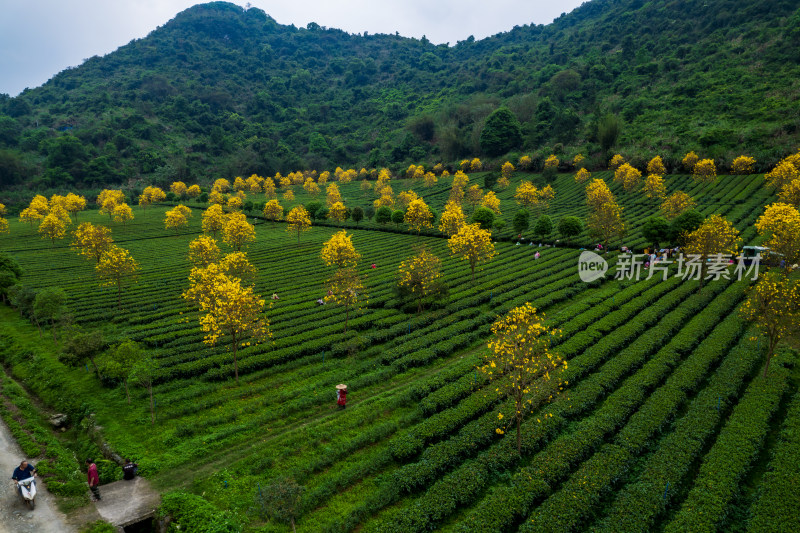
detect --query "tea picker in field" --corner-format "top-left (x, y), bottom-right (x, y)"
top-left (336, 384), bottom-right (347, 409)
top-left (86, 458), bottom-right (101, 501)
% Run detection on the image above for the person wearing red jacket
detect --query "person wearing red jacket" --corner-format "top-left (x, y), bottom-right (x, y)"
top-left (86, 459), bottom-right (101, 501)
top-left (336, 384), bottom-right (347, 409)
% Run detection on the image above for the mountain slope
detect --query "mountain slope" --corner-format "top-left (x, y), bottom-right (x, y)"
top-left (0, 0), bottom-right (798, 190)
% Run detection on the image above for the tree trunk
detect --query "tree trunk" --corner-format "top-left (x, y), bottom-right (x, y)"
top-left (291, 517), bottom-right (296, 533)
top-left (89, 357), bottom-right (102, 379)
top-left (764, 336), bottom-right (778, 378)
top-left (149, 385), bottom-right (155, 424)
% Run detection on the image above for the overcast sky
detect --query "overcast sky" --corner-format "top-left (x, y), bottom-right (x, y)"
top-left (0, 0), bottom-right (584, 97)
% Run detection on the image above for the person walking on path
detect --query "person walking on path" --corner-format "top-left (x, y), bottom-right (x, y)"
top-left (122, 458), bottom-right (138, 481)
top-left (336, 384), bottom-right (347, 409)
top-left (86, 459), bottom-right (101, 501)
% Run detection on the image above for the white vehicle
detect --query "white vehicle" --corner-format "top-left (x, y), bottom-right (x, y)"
top-left (16, 476), bottom-right (36, 509)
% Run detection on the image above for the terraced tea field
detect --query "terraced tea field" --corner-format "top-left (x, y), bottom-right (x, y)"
top-left (0, 170), bottom-right (797, 532)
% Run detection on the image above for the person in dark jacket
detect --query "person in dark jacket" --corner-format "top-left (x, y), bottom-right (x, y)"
top-left (122, 458), bottom-right (138, 480)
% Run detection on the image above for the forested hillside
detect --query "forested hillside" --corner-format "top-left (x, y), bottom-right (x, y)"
top-left (0, 0), bottom-right (799, 190)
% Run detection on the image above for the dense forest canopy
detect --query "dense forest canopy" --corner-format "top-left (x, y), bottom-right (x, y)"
top-left (0, 0), bottom-right (799, 192)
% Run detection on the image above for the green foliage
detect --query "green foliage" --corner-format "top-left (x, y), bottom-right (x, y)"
top-left (391, 210), bottom-right (405, 227)
top-left (471, 207), bottom-right (495, 230)
top-left (532, 215), bottom-right (553, 238)
top-left (557, 216), bottom-right (583, 243)
top-left (670, 209), bottom-right (704, 245)
top-left (480, 107), bottom-right (523, 156)
top-left (80, 521), bottom-right (118, 533)
top-left (376, 206), bottom-right (392, 225)
top-left (641, 216), bottom-right (670, 250)
top-left (351, 206), bottom-right (364, 225)
top-left (255, 476), bottom-right (303, 529)
top-left (512, 210), bottom-right (530, 235)
top-left (158, 491), bottom-right (241, 533)
top-left (0, 252), bottom-right (22, 302)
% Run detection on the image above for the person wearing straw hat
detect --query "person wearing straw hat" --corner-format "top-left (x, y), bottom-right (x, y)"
top-left (336, 384), bottom-right (347, 409)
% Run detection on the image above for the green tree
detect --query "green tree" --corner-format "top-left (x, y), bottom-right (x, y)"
top-left (391, 209), bottom-right (404, 228)
top-left (376, 206), bottom-right (392, 225)
top-left (598, 113), bottom-right (621, 153)
top-left (130, 356), bottom-right (159, 425)
top-left (0, 252), bottom-right (23, 304)
top-left (33, 287), bottom-right (68, 343)
top-left (670, 209), bottom-right (704, 246)
top-left (365, 206), bottom-right (375, 221)
top-left (642, 216), bottom-right (670, 251)
top-left (101, 340), bottom-right (144, 404)
top-left (480, 107), bottom-right (523, 156)
top-left (557, 216), bottom-right (584, 243)
top-left (351, 206), bottom-right (364, 225)
top-left (513, 210), bottom-right (530, 235)
top-left (533, 215), bottom-right (553, 239)
top-left (256, 477), bottom-right (303, 533)
top-left (60, 329), bottom-right (105, 379)
top-left (471, 207), bottom-right (496, 230)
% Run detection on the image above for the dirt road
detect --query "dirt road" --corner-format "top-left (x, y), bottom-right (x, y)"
top-left (0, 418), bottom-right (75, 533)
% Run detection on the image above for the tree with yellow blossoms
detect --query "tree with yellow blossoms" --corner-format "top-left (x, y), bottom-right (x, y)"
top-left (374, 192), bottom-right (395, 210)
top-left (465, 184), bottom-right (484, 212)
top-left (165, 205), bottom-right (192, 234)
top-left (328, 201), bottom-right (348, 225)
top-left (478, 302), bottom-right (567, 454)
top-left (212, 178), bottom-right (231, 193)
top-left (246, 175), bottom-right (263, 194)
top-left (482, 191), bottom-right (501, 215)
top-left (754, 203), bottom-right (800, 268)
top-left (263, 199), bottom-right (283, 224)
top-left (226, 196), bottom-right (243, 212)
top-left (0, 217), bottom-right (7, 235)
top-left (573, 153), bottom-right (585, 169)
top-left (233, 176), bottom-right (247, 192)
top-left (660, 191), bottom-right (696, 220)
top-left (398, 246), bottom-right (444, 314)
top-left (518, 155), bottom-right (532, 171)
top-left (304, 178), bottom-right (321, 197)
top-left (38, 212), bottom-right (69, 245)
top-left (286, 206), bottom-right (312, 244)
top-left (647, 155), bottom-right (666, 175)
top-left (183, 263), bottom-right (269, 384)
top-left (779, 178), bottom-right (800, 206)
top-left (740, 272), bottom-right (800, 377)
top-left (202, 204), bottom-right (226, 238)
top-left (397, 190), bottom-right (419, 210)
top-left (208, 190), bottom-right (225, 206)
top-left (96, 245), bottom-right (139, 308)
top-left (586, 179), bottom-right (615, 210)
top-left (614, 162), bottom-right (642, 191)
top-left (113, 203), bottom-right (134, 228)
top-left (360, 179), bottom-right (373, 197)
top-left (588, 200), bottom-right (625, 251)
top-left (470, 158), bottom-right (482, 172)
top-left (543, 154), bottom-right (559, 175)
top-left (406, 164), bottom-right (419, 179)
top-left (732, 156), bottom-right (756, 175)
top-left (609, 154), bottom-right (625, 170)
top-left (171, 181), bottom-right (188, 198)
top-left (263, 177), bottom-right (277, 199)
top-left (515, 181), bottom-right (539, 211)
top-left (279, 175), bottom-right (292, 189)
top-left (321, 230), bottom-right (360, 268)
top-left (71, 222), bottom-right (113, 263)
top-left (501, 162), bottom-right (515, 180)
top-left (643, 174), bottom-right (667, 201)
top-left (222, 212), bottom-right (255, 251)
top-left (0, 203), bottom-right (5, 217)
top-left (326, 183), bottom-right (342, 207)
top-left (188, 236), bottom-right (222, 267)
top-left (97, 190), bottom-right (125, 221)
top-left (423, 172), bottom-right (437, 187)
top-left (439, 201), bottom-right (466, 237)
top-left (459, 159), bottom-right (470, 172)
top-left (187, 184), bottom-right (202, 199)
top-left (318, 171), bottom-right (330, 185)
top-left (65, 193), bottom-right (86, 221)
top-left (575, 168), bottom-right (591, 183)
top-left (324, 267), bottom-right (363, 332)
top-left (139, 186), bottom-right (166, 215)
top-left (19, 207), bottom-right (44, 227)
top-left (765, 160), bottom-right (799, 191)
top-left (682, 151), bottom-right (699, 172)
top-left (684, 214), bottom-right (740, 291)
top-left (219, 251), bottom-right (257, 288)
top-left (692, 158), bottom-right (717, 183)
top-left (405, 198), bottom-right (434, 238)
top-left (448, 223), bottom-right (497, 283)
top-left (283, 189), bottom-right (295, 202)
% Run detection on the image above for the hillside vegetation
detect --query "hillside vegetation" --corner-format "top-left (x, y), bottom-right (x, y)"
top-left (1, 0), bottom-right (800, 190)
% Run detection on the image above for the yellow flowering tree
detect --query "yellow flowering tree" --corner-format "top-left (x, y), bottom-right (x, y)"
top-left (586, 179), bottom-right (615, 210)
top-left (765, 160), bottom-right (799, 191)
top-left (588, 200), bottom-right (625, 250)
top-left (219, 251), bottom-right (258, 288)
top-left (609, 154), bottom-right (625, 170)
top-left (212, 178), bottom-right (231, 193)
top-left (183, 263), bottom-right (270, 385)
top-left (283, 189), bottom-right (295, 202)
top-left (515, 181), bottom-right (539, 210)
top-left (262, 199), bottom-right (283, 224)
top-left (643, 174), bottom-right (667, 200)
top-left (171, 181), bottom-right (188, 198)
top-left (329, 201), bottom-right (348, 225)
top-left (286, 206), bottom-right (312, 244)
top-left (423, 172), bottom-right (437, 187)
top-left (575, 168), bottom-right (591, 183)
top-left (478, 303), bottom-right (567, 454)
top-left (660, 190), bottom-right (696, 220)
top-left (448, 223), bottom-right (497, 282)
top-left (502, 161), bottom-right (515, 180)
top-left (326, 182), bottom-right (343, 206)
top-left (222, 212), bottom-right (255, 251)
top-left (470, 158), bottom-right (482, 172)
top-left (139, 186), bottom-right (166, 214)
top-left (304, 178), bottom-right (321, 197)
top-left (397, 190), bottom-right (419, 210)
top-left (684, 214), bottom-right (741, 290)
top-left (360, 179), bottom-right (373, 197)
top-left (324, 267), bottom-right (364, 332)
top-left (482, 191), bottom-right (501, 214)
top-left (233, 176), bottom-right (247, 192)
top-left (518, 155), bottom-right (533, 171)
top-left (318, 171), bottom-right (330, 185)
top-left (614, 162), bottom-right (642, 191)
top-left (647, 155), bottom-right (666, 175)
top-left (0, 217), bottom-right (7, 234)
top-left (246, 175), bottom-right (263, 194)
top-left (202, 204), bottom-right (226, 238)
top-left (65, 193), bottom-right (87, 221)
top-left (731, 155), bottom-right (756, 174)
top-left (321, 230), bottom-right (361, 269)
top-left (543, 154), bottom-right (559, 174)
top-left (112, 203), bottom-right (134, 228)
top-left (226, 196), bottom-right (243, 212)
top-left (97, 190), bottom-right (125, 220)
top-left (187, 184), bottom-right (202, 198)
top-left (439, 201), bottom-right (466, 236)
top-left (682, 151), bottom-right (700, 172)
top-left (754, 203), bottom-right (800, 267)
top-left (740, 272), bottom-right (800, 377)
top-left (188, 236), bottom-right (222, 267)
top-left (692, 158), bottom-right (717, 183)
top-left (263, 177), bottom-right (277, 199)
top-left (779, 178), bottom-right (800, 206)
top-left (397, 247), bottom-right (443, 314)
top-left (96, 245), bottom-right (139, 308)
top-left (459, 159), bottom-right (471, 172)
top-left (38, 212), bottom-right (70, 245)
top-left (209, 190), bottom-right (225, 206)
top-left (405, 198), bottom-right (434, 238)
top-left (165, 204), bottom-right (192, 234)
top-left (71, 222), bottom-right (113, 263)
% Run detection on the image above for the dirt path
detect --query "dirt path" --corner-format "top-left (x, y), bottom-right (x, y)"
top-left (0, 418), bottom-right (75, 533)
